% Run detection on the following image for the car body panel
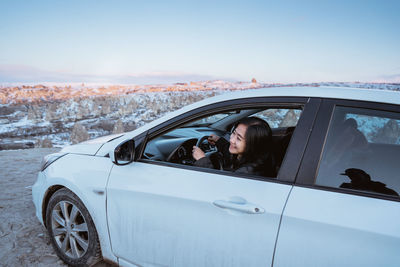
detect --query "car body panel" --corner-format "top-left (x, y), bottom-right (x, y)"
top-left (60, 133), bottom-right (124, 155)
top-left (274, 186), bottom-right (400, 267)
top-left (32, 171), bottom-right (48, 225)
top-left (32, 153), bottom-right (118, 263)
top-left (281, 96), bottom-right (400, 266)
top-left (107, 161), bottom-right (292, 267)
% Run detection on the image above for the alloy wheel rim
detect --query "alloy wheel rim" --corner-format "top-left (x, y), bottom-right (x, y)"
top-left (51, 200), bottom-right (89, 258)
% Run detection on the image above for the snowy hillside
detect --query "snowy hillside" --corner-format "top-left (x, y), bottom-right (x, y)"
top-left (1, 81), bottom-right (399, 150)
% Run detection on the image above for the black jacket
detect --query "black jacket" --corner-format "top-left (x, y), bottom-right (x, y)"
top-left (194, 138), bottom-right (276, 177)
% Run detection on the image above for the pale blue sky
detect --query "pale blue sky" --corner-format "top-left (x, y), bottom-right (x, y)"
top-left (0, 0), bottom-right (399, 84)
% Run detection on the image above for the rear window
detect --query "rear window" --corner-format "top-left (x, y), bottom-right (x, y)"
top-left (346, 113), bottom-right (400, 144)
top-left (315, 106), bottom-right (400, 197)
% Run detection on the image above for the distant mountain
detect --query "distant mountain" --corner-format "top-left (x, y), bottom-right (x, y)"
top-left (0, 65), bottom-right (218, 85)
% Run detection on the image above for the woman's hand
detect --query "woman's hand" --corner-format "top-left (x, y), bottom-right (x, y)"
top-left (207, 134), bottom-right (220, 145)
top-left (192, 146), bottom-right (206, 160)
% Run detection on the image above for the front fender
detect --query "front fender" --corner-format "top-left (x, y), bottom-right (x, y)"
top-left (34, 153), bottom-right (118, 264)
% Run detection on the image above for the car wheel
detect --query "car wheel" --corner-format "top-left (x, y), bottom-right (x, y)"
top-left (46, 188), bottom-right (101, 266)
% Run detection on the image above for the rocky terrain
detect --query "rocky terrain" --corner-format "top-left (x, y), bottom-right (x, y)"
top-left (1, 81), bottom-right (399, 150)
top-left (0, 90), bottom-right (217, 149)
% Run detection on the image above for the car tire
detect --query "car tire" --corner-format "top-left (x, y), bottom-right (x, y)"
top-left (46, 188), bottom-right (101, 267)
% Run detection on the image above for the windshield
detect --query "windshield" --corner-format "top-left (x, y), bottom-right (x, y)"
top-left (183, 111), bottom-right (239, 127)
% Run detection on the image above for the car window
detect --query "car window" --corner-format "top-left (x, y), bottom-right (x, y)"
top-left (315, 106), bottom-right (400, 197)
top-left (252, 109), bottom-right (302, 128)
top-left (184, 111), bottom-right (238, 127)
top-left (346, 113), bottom-right (400, 144)
top-left (142, 106), bottom-right (303, 178)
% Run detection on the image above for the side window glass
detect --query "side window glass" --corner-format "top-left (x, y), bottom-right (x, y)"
top-left (184, 111), bottom-right (238, 126)
top-left (346, 114), bottom-right (400, 144)
top-left (253, 109), bottom-right (302, 128)
top-left (316, 106), bottom-right (400, 197)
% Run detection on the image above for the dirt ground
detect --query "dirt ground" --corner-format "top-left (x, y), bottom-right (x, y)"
top-left (0, 148), bottom-right (113, 267)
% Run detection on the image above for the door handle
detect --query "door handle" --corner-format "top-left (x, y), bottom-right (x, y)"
top-left (213, 199), bottom-right (265, 214)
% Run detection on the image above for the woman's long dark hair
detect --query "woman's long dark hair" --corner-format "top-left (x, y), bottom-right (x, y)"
top-left (231, 116), bottom-right (276, 177)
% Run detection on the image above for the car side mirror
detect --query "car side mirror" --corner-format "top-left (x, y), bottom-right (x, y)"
top-left (110, 139), bottom-right (135, 165)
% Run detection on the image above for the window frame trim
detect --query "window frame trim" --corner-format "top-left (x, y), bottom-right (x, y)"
top-left (137, 96), bottom-right (318, 184)
top-left (296, 98), bottom-right (400, 201)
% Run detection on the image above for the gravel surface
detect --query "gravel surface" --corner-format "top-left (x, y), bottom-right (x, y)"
top-left (0, 148), bottom-right (114, 267)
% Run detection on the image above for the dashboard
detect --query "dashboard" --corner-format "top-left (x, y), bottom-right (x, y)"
top-left (142, 127), bottom-right (224, 165)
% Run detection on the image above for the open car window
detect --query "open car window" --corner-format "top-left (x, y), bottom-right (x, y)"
top-left (141, 105), bottom-right (303, 178)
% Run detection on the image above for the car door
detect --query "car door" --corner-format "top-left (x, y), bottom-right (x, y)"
top-left (106, 97), bottom-right (319, 267)
top-left (273, 99), bottom-right (400, 267)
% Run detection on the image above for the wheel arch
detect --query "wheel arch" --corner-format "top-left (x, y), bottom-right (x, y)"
top-left (41, 183), bottom-right (118, 264)
top-left (42, 185), bottom-right (100, 235)
top-left (45, 187), bottom-right (105, 266)
top-left (42, 185), bottom-right (65, 228)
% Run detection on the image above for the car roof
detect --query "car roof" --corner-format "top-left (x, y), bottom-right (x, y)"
top-left (149, 85), bottom-right (400, 135)
top-left (144, 86), bottom-right (400, 134)
top-left (212, 86), bottom-right (400, 105)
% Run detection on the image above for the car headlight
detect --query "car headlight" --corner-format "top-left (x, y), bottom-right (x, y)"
top-left (40, 153), bottom-right (67, 171)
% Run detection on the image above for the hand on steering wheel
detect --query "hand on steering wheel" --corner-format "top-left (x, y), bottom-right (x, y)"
top-left (192, 146), bottom-right (205, 161)
top-left (193, 135), bottom-right (210, 161)
top-left (196, 135), bottom-right (210, 148)
top-left (193, 135), bottom-right (224, 170)
top-left (207, 134), bottom-right (220, 145)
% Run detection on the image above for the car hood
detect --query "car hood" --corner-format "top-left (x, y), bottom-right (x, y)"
top-left (61, 133), bottom-right (124, 155)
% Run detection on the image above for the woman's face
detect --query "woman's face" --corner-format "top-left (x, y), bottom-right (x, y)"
top-left (229, 124), bottom-right (247, 155)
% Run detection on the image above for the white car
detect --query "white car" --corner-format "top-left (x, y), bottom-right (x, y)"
top-left (32, 86), bottom-right (400, 267)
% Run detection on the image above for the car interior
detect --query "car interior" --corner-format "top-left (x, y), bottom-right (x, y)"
top-left (142, 106), bottom-right (302, 178)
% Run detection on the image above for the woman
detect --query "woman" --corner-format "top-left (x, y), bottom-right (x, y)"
top-left (192, 116), bottom-right (276, 177)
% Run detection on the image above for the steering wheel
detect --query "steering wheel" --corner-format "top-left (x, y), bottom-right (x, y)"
top-left (195, 135), bottom-right (223, 170)
top-left (196, 135), bottom-right (210, 150)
